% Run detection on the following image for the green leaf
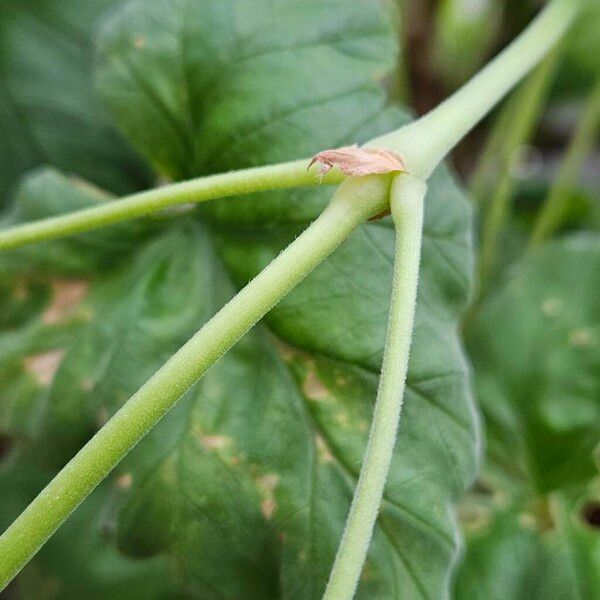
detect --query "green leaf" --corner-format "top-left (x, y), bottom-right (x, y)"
top-left (0, 0), bottom-right (150, 205)
top-left (468, 235), bottom-right (600, 493)
top-left (2, 0), bottom-right (477, 597)
top-left (454, 479), bottom-right (600, 600)
top-left (456, 235), bottom-right (600, 598)
top-left (0, 456), bottom-right (176, 600)
top-left (96, 0), bottom-right (396, 181)
top-left (559, 0), bottom-right (600, 96)
top-left (31, 223), bottom-right (216, 469)
top-left (2, 223), bottom-right (212, 597)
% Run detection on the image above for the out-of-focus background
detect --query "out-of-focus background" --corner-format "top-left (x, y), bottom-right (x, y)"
top-left (0, 0), bottom-right (598, 598)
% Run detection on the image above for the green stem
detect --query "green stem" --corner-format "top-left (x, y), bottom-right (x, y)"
top-left (0, 159), bottom-right (342, 251)
top-left (530, 77), bottom-right (600, 247)
top-left (0, 175), bottom-right (390, 591)
top-left (367, 0), bottom-right (580, 179)
top-left (478, 52), bottom-right (558, 287)
top-left (322, 174), bottom-right (425, 600)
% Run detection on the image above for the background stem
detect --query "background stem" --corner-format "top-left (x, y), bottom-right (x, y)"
top-left (477, 52), bottom-right (558, 288)
top-left (323, 174), bottom-right (426, 600)
top-left (367, 0), bottom-right (580, 179)
top-left (469, 50), bottom-right (559, 205)
top-left (0, 175), bottom-right (390, 591)
top-left (530, 76), bottom-right (600, 247)
top-left (0, 159), bottom-right (342, 251)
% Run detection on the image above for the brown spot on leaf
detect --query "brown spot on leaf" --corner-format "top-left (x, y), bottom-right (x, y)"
top-left (569, 328), bottom-right (593, 348)
top-left (273, 339), bottom-right (297, 361)
top-left (303, 370), bottom-right (328, 401)
top-left (518, 512), bottom-right (537, 531)
top-left (335, 413), bottom-right (349, 427)
top-left (457, 503), bottom-right (491, 533)
top-left (315, 434), bottom-right (333, 463)
top-left (116, 473), bottom-right (133, 490)
top-left (200, 434), bottom-right (232, 451)
top-left (308, 144), bottom-right (407, 177)
top-left (134, 35), bottom-right (146, 49)
top-left (257, 474), bottom-right (279, 493)
top-left (541, 297), bottom-right (563, 317)
top-left (261, 498), bottom-right (276, 520)
top-left (257, 474), bottom-right (279, 520)
top-left (43, 280), bottom-right (89, 325)
top-left (23, 350), bottom-right (66, 386)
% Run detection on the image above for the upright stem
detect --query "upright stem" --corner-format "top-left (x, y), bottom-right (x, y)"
top-left (478, 53), bottom-right (558, 287)
top-left (469, 50), bottom-right (559, 205)
top-left (323, 174), bottom-right (426, 600)
top-left (530, 77), bottom-right (600, 247)
top-left (367, 0), bottom-right (580, 179)
top-left (0, 159), bottom-right (342, 251)
top-left (0, 175), bottom-right (390, 591)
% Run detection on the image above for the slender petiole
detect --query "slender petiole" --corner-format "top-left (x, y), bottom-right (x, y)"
top-left (323, 174), bottom-right (426, 600)
top-left (0, 159), bottom-right (343, 251)
top-left (0, 175), bottom-right (390, 591)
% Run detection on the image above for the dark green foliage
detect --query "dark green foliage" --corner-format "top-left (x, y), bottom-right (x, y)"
top-left (0, 0), bottom-right (477, 598)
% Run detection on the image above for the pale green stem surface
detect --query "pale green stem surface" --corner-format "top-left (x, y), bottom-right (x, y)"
top-left (322, 174), bottom-right (426, 600)
top-left (0, 159), bottom-right (342, 251)
top-left (478, 53), bottom-right (558, 287)
top-left (367, 0), bottom-right (580, 179)
top-left (530, 77), bottom-right (600, 246)
top-left (0, 175), bottom-right (390, 591)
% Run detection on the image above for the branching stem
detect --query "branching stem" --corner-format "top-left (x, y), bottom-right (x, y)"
top-left (367, 0), bottom-right (580, 179)
top-left (0, 175), bottom-right (390, 591)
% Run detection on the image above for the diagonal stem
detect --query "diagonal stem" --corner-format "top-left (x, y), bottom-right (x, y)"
top-left (530, 76), bottom-right (600, 247)
top-left (0, 159), bottom-right (342, 251)
top-left (367, 0), bottom-right (580, 179)
top-left (323, 173), bottom-right (426, 600)
top-left (0, 175), bottom-right (390, 591)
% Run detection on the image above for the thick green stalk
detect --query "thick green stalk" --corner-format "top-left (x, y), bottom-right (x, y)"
top-left (367, 0), bottom-right (580, 179)
top-left (530, 77), bottom-right (600, 246)
top-left (0, 175), bottom-right (390, 591)
top-left (0, 159), bottom-right (342, 251)
top-left (478, 53), bottom-right (558, 286)
top-left (323, 174), bottom-right (425, 600)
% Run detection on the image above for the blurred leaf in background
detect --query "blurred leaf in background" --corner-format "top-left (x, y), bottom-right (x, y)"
top-left (0, 0), bottom-right (151, 207)
top-left (457, 235), bottom-right (600, 598)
